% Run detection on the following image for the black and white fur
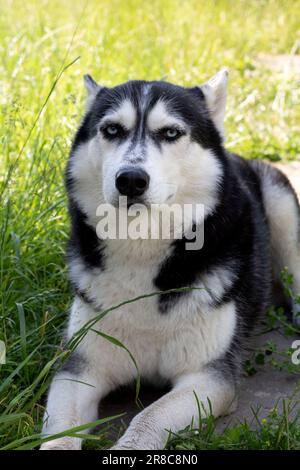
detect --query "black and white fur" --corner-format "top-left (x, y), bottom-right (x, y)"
top-left (41, 70), bottom-right (300, 450)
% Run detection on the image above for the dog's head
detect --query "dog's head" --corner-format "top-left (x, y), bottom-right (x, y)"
top-left (67, 71), bottom-right (227, 221)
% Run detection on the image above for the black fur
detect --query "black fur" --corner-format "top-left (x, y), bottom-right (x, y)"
top-left (60, 351), bottom-right (87, 376)
top-left (154, 152), bottom-right (272, 340)
top-left (67, 198), bottom-right (104, 270)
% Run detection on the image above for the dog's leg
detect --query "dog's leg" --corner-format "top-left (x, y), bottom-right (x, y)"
top-left (40, 364), bottom-right (106, 450)
top-left (260, 168), bottom-right (300, 327)
top-left (112, 367), bottom-right (237, 450)
top-left (40, 296), bottom-right (115, 450)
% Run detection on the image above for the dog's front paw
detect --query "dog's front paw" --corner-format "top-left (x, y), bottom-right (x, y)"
top-left (110, 444), bottom-right (133, 450)
top-left (40, 437), bottom-right (80, 450)
top-left (110, 443), bottom-right (146, 450)
top-left (110, 433), bottom-right (162, 450)
top-left (110, 439), bottom-right (142, 451)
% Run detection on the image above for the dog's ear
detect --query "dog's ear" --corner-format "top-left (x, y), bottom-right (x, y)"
top-left (199, 69), bottom-right (228, 138)
top-left (83, 74), bottom-right (102, 110)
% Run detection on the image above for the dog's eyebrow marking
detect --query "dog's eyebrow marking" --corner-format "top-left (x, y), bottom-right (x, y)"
top-left (100, 99), bottom-right (136, 130)
top-left (147, 100), bottom-right (186, 132)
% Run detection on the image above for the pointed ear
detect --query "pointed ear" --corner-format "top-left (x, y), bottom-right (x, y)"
top-left (83, 74), bottom-right (102, 109)
top-left (200, 69), bottom-right (228, 139)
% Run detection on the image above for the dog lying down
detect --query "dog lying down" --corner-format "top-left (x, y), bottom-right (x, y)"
top-left (40, 70), bottom-right (300, 450)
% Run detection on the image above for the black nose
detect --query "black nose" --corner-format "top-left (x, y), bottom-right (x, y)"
top-left (115, 168), bottom-right (150, 198)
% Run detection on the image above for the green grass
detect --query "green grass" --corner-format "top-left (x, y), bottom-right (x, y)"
top-left (166, 401), bottom-right (300, 450)
top-left (1, 0), bottom-right (300, 450)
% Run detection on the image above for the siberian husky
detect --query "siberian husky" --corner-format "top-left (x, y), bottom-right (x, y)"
top-left (41, 70), bottom-right (300, 450)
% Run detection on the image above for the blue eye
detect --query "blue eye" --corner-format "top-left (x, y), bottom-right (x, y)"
top-left (101, 123), bottom-right (126, 139)
top-left (165, 128), bottom-right (179, 139)
top-left (158, 127), bottom-right (184, 141)
top-left (106, 125), bottom-right (119, 136)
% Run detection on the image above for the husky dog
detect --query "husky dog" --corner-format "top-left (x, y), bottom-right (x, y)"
top-left (41, 70), bottom-right (300, 450)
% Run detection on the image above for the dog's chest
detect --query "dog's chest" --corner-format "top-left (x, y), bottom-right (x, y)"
top-left (69, 242), bottom-right (237, 384)
top-left (93, 242), bottom-right (165, 320)
top-left (98, 259), bottom-right (160, 325)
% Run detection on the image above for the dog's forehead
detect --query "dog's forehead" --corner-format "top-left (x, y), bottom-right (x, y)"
top-left (102, 99), bottom-right (136, 129)
top-left (99, 81), bottom-right (194, 128)
top-left (147, 100), bottom-right (185, 130)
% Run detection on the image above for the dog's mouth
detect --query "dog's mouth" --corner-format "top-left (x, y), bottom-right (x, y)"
top-left (110, 195), bottom-right (149, 209)
top-left (126, 197), bottom-right (148, 208)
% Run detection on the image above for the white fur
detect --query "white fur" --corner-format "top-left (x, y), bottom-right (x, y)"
top-left (100, 99), bottom-right (137, 131)
top-left (147, 100), bottom-right (185, 131)
top-left (200, 69), bottom-right (228, 139)
top-left (42, 239), bottom-right (237, 449)
top-left (112, 369), bottom-right (237, 450)
top-left (42, 289), bottom-right (237, 449)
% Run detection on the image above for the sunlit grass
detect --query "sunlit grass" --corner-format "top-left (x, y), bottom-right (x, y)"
top-left (0, 0), bottom-right (300, 449)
